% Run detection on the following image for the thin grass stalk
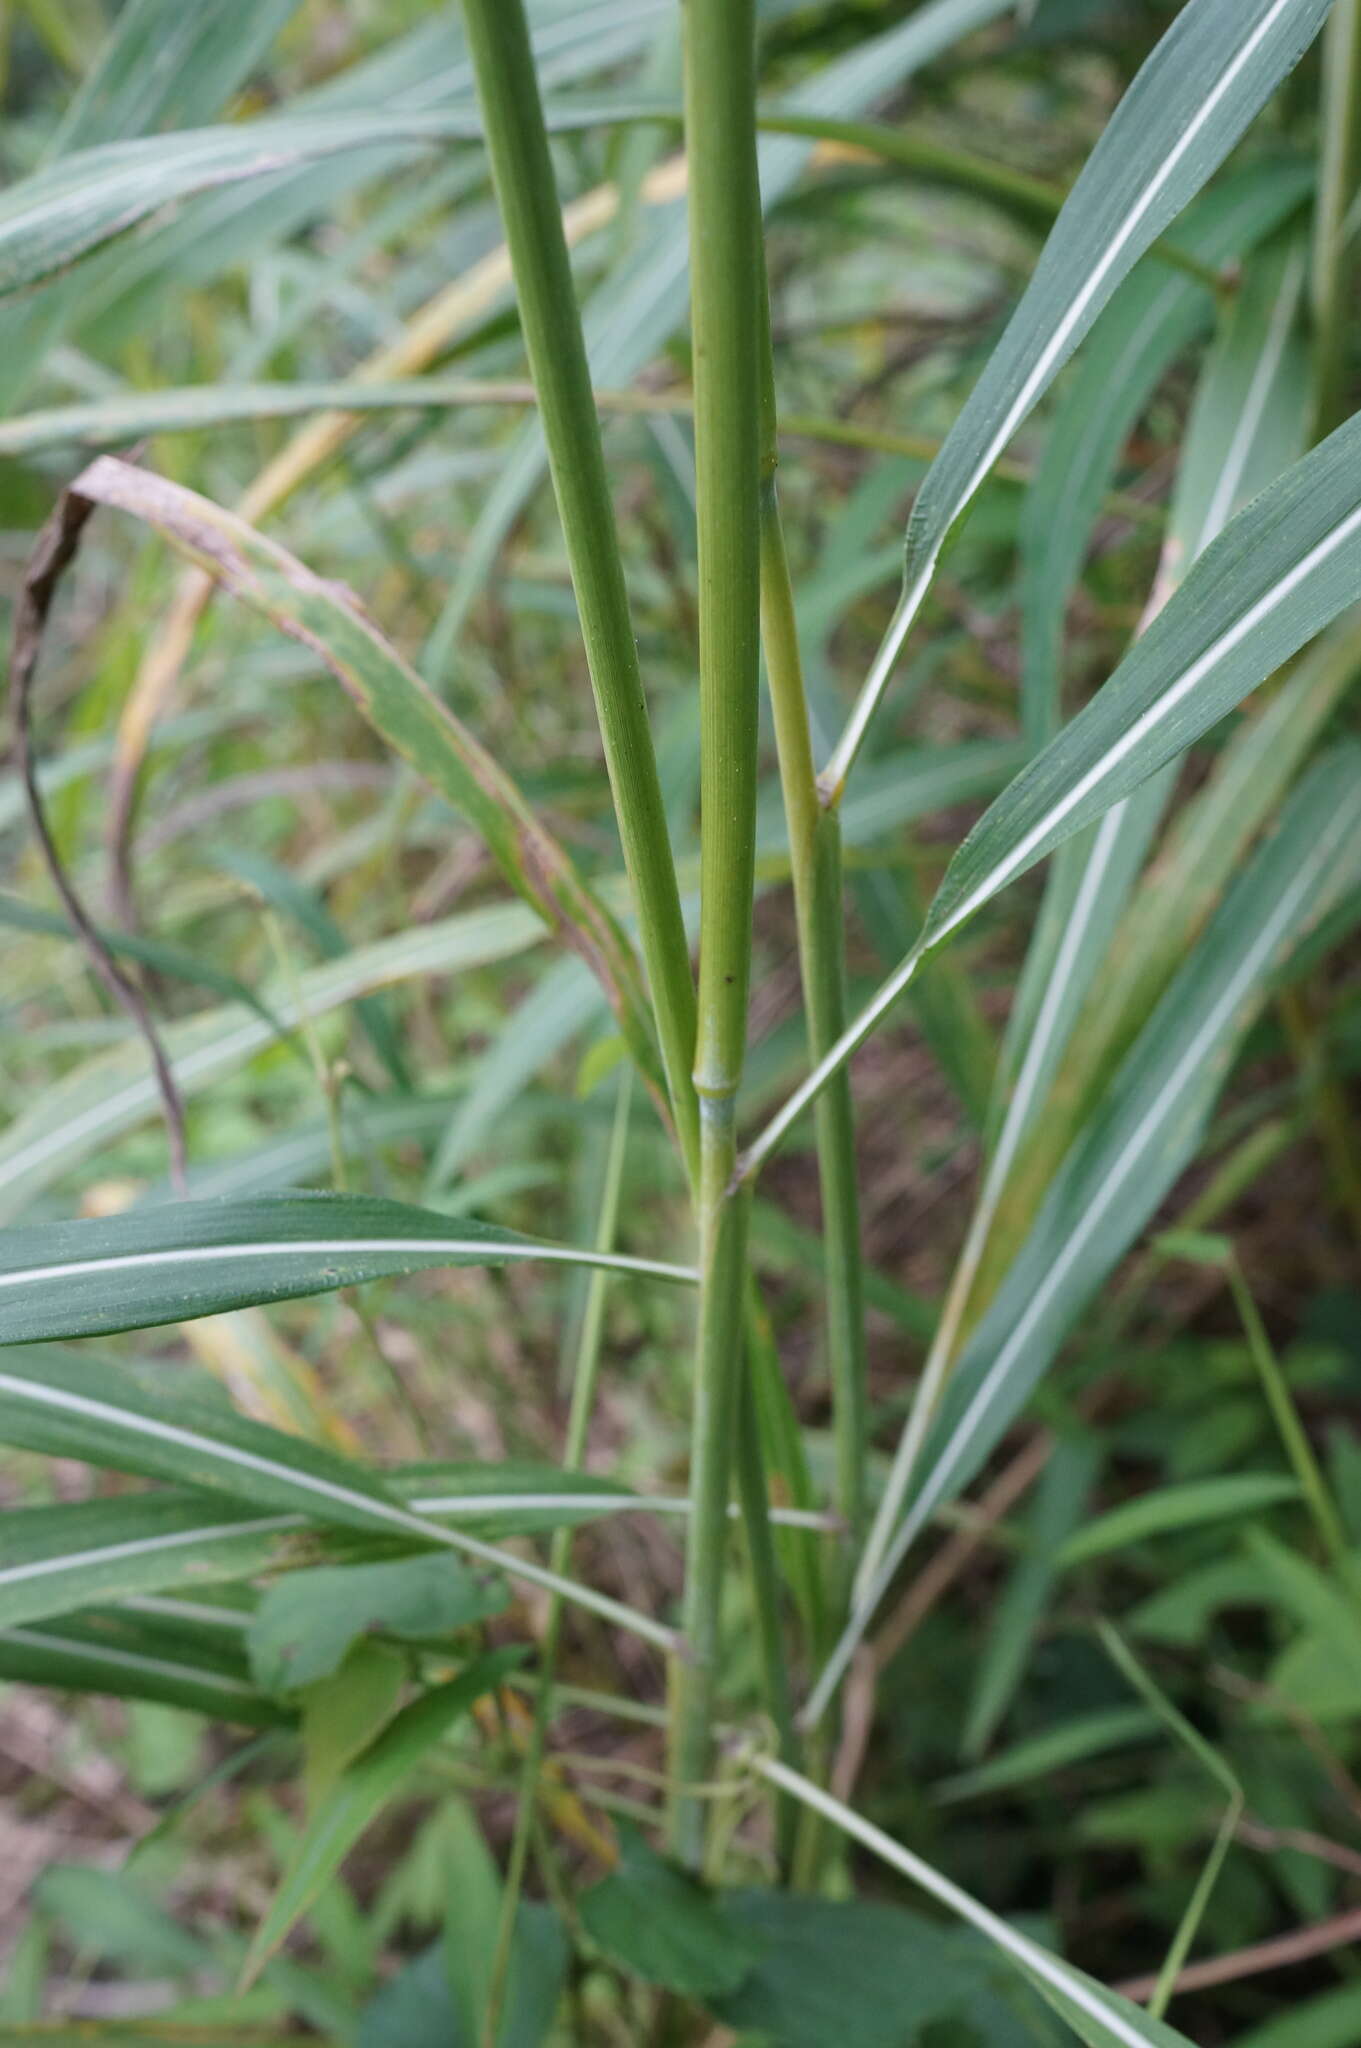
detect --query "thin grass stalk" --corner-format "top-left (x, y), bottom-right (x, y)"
top-left (733, 1369), bottom-right (800, 1867)
top-left (454, 0), bottom-right (701, 1179)
top-left (1226, 1254), bottom-right (1350, 1570)
top-left (482, 1069), bottom-right (633, 2046)
top-left (1310, 0), bottom-right (1361, 443)
top-left (669, 0), bottom-right (764, 1864)
top-left (756, 278), bottom-right (867, 1554)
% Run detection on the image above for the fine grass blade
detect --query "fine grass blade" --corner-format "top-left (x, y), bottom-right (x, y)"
top-left (979, 617), bottom-right (1361, 1303)
top-left (1059, 1474), bottom-right (1301, 1566)
top-left (0, 102), bottom-right (673, 297)
top-left (0, 896), bottom-right (546, 1220)
top-left (49, 0), bottom-right (301, 156)
top-left (825, 0), bottom-right (1332, 790)
top-left (37, 456), bottom-right (665, 1109)
top-left (241, 1651), bottom-right (521, 1986)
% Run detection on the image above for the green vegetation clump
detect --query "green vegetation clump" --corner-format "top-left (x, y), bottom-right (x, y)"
top-left (0, 2), bottom-right (1359, 2043)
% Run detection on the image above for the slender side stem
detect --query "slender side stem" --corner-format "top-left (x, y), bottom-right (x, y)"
top-left (482, 1072), bottom-right (633, 2046)
top-left (670, 0), bottom-right (764, 1866)
top-left (757, 295), bottom-right (867, 1553)
top-left (459, 0), bottom-right (699, 1184)
top-left (1226, 1254), bottom-right (1349, 1571)
top-left (1310, 0), bottom-right (1361, 445)
top-left (734, 1369), bottom-right (799, 1868)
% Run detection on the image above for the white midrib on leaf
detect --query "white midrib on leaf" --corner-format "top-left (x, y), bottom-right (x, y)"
top-left (824, 0), bottom-right (1305, 788)
top-left (0, 1625), bottom-right (260, 1697)
top-left (0, 1491), bottom-right (834, 1599)
top-left (0, 1235), bottom-right (697, 1294)
top-left (806, 806), bottom-right (1353, 1723)
top-left (0, 1371), bottom-right (677, 1648)
top-left (753, 1755), bottom-right (1168, 2048)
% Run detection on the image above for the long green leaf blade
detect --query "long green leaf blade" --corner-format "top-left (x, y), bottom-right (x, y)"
top-left (825, 0), bottom-right (1332, 788)
top-left (0, 1189), bottom-right (693, 1347)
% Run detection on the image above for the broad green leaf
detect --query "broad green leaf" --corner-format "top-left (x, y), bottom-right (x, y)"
top-left (935, 1707), bottom-right (1159, 1805)
top-left (1059, 1473), bottom-right (1301, 1566)
top-left (0, 1467), bottom-right (668, 1635)
top-left (1245, 1530), bottom-right (1361, 1692)
top-left (1232, 1985), bottom-right (1361, 2048)
top-left (828, 0), bottom-right (1332, 780)
top-left (1018, 166), bottom-right (1310, 749)
top-left (52, 457), bottom-right (664, 1101)
top-left (0, 1189), bottom-right (693, 1346)
top-left (0, 1348), bottom-right (681, 1646)
top-left (247, 1554), bottom-right (509, 1694)
top-left (241, 1654), bottom-right (518, 1986)
top-left (1129, 1555), bottom-right (1271, 1648)
top-left (435, 1799), bottom-right (569, 2048)
top-left (359, 1944), bottom-right (460, 2048)
top-left (577, 1825), bottom-right (760, 1999)
top-left (0, 1346), bottom-right (412, 1530)
top-left (753, 1756), bottom-right (1197, 2048)
top-left (710, 1893), bottom-right (1052, 2048)
top-left (300, 1643), bottom-right (408, 1809)
top-left (32, 1865), bottom-right (215, 1976)
top-left (0, 1489), bottom-right (300, 1633)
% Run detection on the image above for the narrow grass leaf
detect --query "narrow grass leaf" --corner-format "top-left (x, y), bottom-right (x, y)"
top-left (0, 1614), bottom-right (286, 1725)
top-left (806, 746), bottom-right (1361, 1716)
top-left (1018, 167), bottom-right (1310, 748)
top-left (1060, 1474), bottom-right (1301, 1566)
top-left (241, 1653), bottom-right (519, 1986)
top-left (0, 897), bottom-right (545, 1220)
top-left (0, 102), bottom-right (677, 296)
top-left (923, 415), bottom-right (1361, 952)
top-left (0, 1189), bottom-right (693, 1346)
top-left (827, 0), bottom-right (1330, 786)
top-left (48, 457), bottom-right (664, 1105)
top-left (934, 1706), bottom-right (1159, 1804)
